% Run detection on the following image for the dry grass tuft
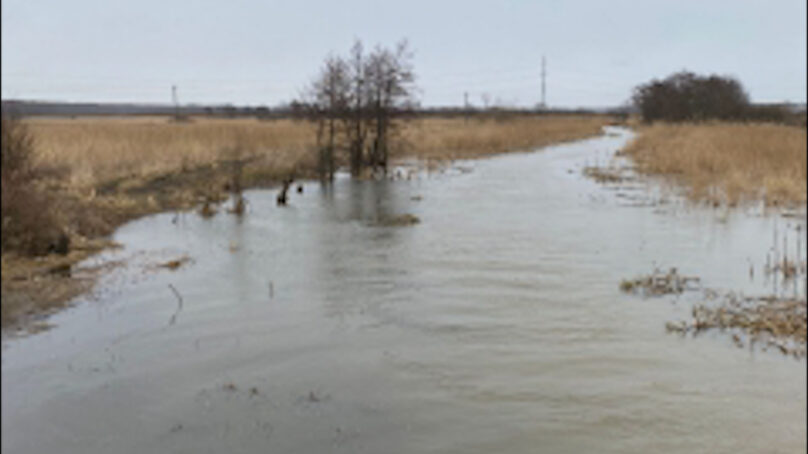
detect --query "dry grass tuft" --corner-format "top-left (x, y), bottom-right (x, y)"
top-left (623, 122), bottom-right (807, 207)
top-left (683, 296), bottom-right (806, 358)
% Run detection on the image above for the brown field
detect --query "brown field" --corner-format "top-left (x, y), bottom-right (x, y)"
top-left (26, 115), bottom-right (610, 188)
top-left (400, 115), bottom-right (611, 160)
top-left (2, 114), bottom-right (611, 331)
top-left (26, 116), bottom-right (317, 189)
top-left (622, 122), bottom-right (807, 207)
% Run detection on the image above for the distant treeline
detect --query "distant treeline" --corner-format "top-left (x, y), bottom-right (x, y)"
top-left (5, 96), bottom-right (803, 125)
top-left (0, 100), bottom-right (288, 119)
top-left (1, 99), bottom-right (629, 120)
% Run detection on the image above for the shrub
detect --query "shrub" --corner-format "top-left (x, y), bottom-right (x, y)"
top-left (1, 114), bottom-right (34, 177)
top-left (1, 114), bottom-right (63, 256)
top-left (632, 71), bottom-right (749, 123)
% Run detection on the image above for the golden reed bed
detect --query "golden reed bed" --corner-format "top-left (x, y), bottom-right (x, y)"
top-left (25, 115), bottom-right (610, 188)
top-left (623, 122), bottom-right (807, 207)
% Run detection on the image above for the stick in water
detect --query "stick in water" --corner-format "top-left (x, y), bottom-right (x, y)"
top-left (168, 283), bottom-right (184, 326)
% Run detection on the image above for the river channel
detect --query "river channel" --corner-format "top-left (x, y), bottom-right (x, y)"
top-left (2, 126), bottom-right (805, 453)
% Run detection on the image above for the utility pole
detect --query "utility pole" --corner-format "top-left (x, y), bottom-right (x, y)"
top-left (540, 56), bottom-right (547, 111)
top-left (171, 85), bottom-right (180, 121)
top-left (464, 91), bottom-right (469, 123)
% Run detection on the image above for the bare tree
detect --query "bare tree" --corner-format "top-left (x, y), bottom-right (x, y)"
top-left (344, 40), bottom-right (370, 176)
top-left (307, 55), bottom-right (351, 180)
top-left (300, 39), bottom-right (417, 178)
top-left (364, 40), bottom-right (417, 173)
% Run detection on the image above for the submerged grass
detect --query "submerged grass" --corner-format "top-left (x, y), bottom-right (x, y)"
top-left (674, 295), bottom-right (807, 358)
top-left (624, 258), bottom-right (807, 358)
top-left (622, 122), bottom-right (807, 207)
top-left (619, 267), bottom-right (701, 296)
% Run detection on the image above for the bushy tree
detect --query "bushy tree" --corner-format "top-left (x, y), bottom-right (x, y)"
top-left (632, 71), bottom-right (749, 122)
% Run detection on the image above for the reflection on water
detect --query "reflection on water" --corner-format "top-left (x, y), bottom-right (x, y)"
top-left (2, 127), bottom-right (806, 454)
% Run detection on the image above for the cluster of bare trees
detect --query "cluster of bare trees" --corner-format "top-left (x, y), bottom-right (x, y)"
top-left (300, 39), bottom-right (417, 180)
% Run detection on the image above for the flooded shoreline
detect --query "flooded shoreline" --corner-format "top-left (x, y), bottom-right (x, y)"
top-left (3, 127), bottom-right (805, 453)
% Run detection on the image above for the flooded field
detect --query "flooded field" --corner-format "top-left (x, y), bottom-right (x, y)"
top-left (2, 127), bottom-right (805, 453)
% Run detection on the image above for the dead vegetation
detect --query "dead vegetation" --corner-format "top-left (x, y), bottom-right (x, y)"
top-left (23, 115), bottom-right (609, 190)
top-left (1, 115), bottom-right (65, 256)
top-left (619, 267), bottom-right (701, 295)
top-left (25, 116), bottom-right (316, 189)
top-left (377, 213), bottom-right (420, 227)
top-left (158, 256), bottom-right (192, 271)
top-left (401, 115), bottom-right (610, 161)
top-left (582, 165), bottom-right (634, 184)
top-left (622, 260), bottom-right (807, 357)
top-left (669, 295), bottom-right (807, 358)
top-left (622, 122), bottom-right (807, 207)
top-left (0, 237), bottom-right (121, 331)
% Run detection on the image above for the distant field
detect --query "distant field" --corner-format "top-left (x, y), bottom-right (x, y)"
top-left (26, 115), bottom-right (611, 188)
top-left (26, 117), bottom-right (317, 188)
top-left (623, 122), bottom-right (807, 206)
top-left (401, 115), bottom-right (612, 160)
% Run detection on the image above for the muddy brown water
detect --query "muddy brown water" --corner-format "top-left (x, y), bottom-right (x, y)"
top-left (2, 127), bottom-right (806, 453)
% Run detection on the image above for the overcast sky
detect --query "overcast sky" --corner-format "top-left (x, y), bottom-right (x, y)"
top-left (2, 0), bottom-right (805, 108)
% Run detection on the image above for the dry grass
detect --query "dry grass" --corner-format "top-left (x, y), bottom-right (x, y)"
top-left (399, 115), bottom-right (610, 160)
top-left (623, 122), bottom-right (807, 207)
top-left (15, 114), bottom-right (612, 233)
top-left (0, 237), bottom-right (118, 330)
top-left (26, 116), bottom-right (318, 189)
top-left (25, 115), bottom-right (610, 189)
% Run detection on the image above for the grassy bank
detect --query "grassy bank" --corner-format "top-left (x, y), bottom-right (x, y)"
top-left (401, 115), bottom-right (611, 160)
top-left (26, 115), bottom-right (611, 185)
top-left (622, 122), bottom-right (807, 207)
top-left (26, 116), bottom-right (317, 189)
top-left (2, 114), bottom-right (612, 332)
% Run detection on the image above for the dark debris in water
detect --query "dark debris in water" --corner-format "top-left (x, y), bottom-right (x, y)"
top-left (295, 390), bottom-right (331, 405)
top-left (377, 213), bottom-right (420, 227)
top-left (198, 199), bottom-right (218, 218)
top-left (583, 165), bottom-right (635, 184)
top-left (158, 256), bottom-right (192, 271)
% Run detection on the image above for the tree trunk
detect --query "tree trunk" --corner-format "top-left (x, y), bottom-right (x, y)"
top-left (327, 116), bottom-right (335, 181)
